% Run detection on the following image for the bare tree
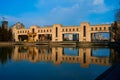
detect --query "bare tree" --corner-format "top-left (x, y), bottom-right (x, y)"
top-left (115, 2), bottom-right (120, 42)
top-left (111, 1), bottom-right (120, 42)
top-left (115, 9), bottom-right (120, 21)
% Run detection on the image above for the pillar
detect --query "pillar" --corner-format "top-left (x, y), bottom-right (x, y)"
top-left (79, 22), bottom-right (91, 42)
top-left (52, 24), bottom-right (63, 41)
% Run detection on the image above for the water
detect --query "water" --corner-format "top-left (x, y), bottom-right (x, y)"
top-left (0, 46), bottom-right (119, 80)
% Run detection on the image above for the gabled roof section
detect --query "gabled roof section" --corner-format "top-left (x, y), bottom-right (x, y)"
top-left (11, 22), bottom-right (25, 29)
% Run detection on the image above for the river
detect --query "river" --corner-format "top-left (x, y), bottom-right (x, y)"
top-left (0, 46), bottom-right (119, 80)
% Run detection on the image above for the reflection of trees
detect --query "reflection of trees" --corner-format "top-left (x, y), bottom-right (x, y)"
top-left (0, 46), bottom-right (14, 64)
top-left (110, 49), bottom-right (120, 64)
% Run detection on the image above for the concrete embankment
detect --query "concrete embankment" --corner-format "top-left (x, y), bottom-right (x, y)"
top-left (0, 42), bottom-right (14, 46)
top-left (0, 40), bottom-right (119, 47)
top-left (0, 41), bottom-right (117, 47)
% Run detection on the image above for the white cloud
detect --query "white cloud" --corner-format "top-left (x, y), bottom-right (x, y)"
top-left (47, 0), bottom-right (108, 19)
top-left (35, 0), bottom-right (59, 8)
top-left (5, 16), bottom-right (21, 22)
top-left (35, 0), bottom-right (46, 8)
top-left (0, 0), bottom-right (116, 27)
top-left (23, 0), bottom-right (115, 26)
top-left (93, 0), bottom-right (104, 5)
top-left (0, 15), bottom-right (21, 23)
top-left (91, 0), bottom-right (110, 13)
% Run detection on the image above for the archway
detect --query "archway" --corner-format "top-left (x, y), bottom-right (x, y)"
top-left (38, 34), bottom-right (52, 41)
top-left (18, 35), bottom-right (28, 42)
top-left (62, 33), bottom-right (79, 41)
top-left (91, 32), bottom-right (110, 42)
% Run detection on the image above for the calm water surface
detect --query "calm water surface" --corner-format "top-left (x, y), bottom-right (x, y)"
top-left (0, 46), bottom-right (119, 80)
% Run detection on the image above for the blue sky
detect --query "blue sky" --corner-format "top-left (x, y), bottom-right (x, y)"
top-left (0, 0), bottom-right (119, 27)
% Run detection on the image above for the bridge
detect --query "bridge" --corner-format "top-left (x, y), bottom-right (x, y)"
top-left (12, 22), bottom-right (112, 42)
top-left (12, 46), bottom-right (113, 68)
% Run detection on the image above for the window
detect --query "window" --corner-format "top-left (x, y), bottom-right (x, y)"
top-left (91, 28), bottom-right (93, 31)
top-left (32, 28), bottom-right (35, 33)
top-left (69, 29), bottom-right (71, 31)
top-left (56, 27), bottom-right (58, 37)
top-left (66, 29), bottom-right (68, 32)
top-left (95, 27), bottom-right (97, 30)
top-left (76, 28), bottom-right (78, 31)
top-left (73, 28), bottom-right (75, 31)
top-left (104, 27), bottom-right (106, 30)
top-left (62, 29), bottom-right (64, 32)
top-left (83, 26), bottom-right (86, 37)
top-left (99, 27), bottom-right (102, 30)
top-left (50, 29), bottom-right (52, 32)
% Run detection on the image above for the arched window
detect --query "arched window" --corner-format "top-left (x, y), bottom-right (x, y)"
top-left (73, 28), bottom-right (75, 31)
top-left (66, 28), bottom-right (68, 32)
top-left (95, 27), bottom-right (97, 30)
top-left (69, 29), bottom-right (71, 31)
top-left (83, 26), bottom-right (86, 37)
top-left (62, 29), bottom-right (64, 32)
top-left (76, 28), bottom-right (78, 31)
top-left (91, 28), bottom-right (93, 31)
top-left (56, 27), bottom-right (58, 37)
top-left (32, 28), bottom-right (35, 33)
top-left (104, 27), bottom-right (106, 30)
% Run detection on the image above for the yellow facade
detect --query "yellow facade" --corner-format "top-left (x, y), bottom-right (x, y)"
top-left (12, 22), bottom-right (111, 42)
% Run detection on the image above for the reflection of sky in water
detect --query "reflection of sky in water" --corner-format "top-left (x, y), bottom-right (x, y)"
top-left (0, 46), bottom-right (115, 80)
top-left (92, 48), bottom-right (110, 57)
top-left (0, 61), bottom-right (110, 80)
top-left (63, 48), bottom-right (78, 56)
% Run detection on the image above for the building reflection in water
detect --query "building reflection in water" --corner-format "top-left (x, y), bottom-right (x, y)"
top-left (11, 46), bottom-right (120, 68)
